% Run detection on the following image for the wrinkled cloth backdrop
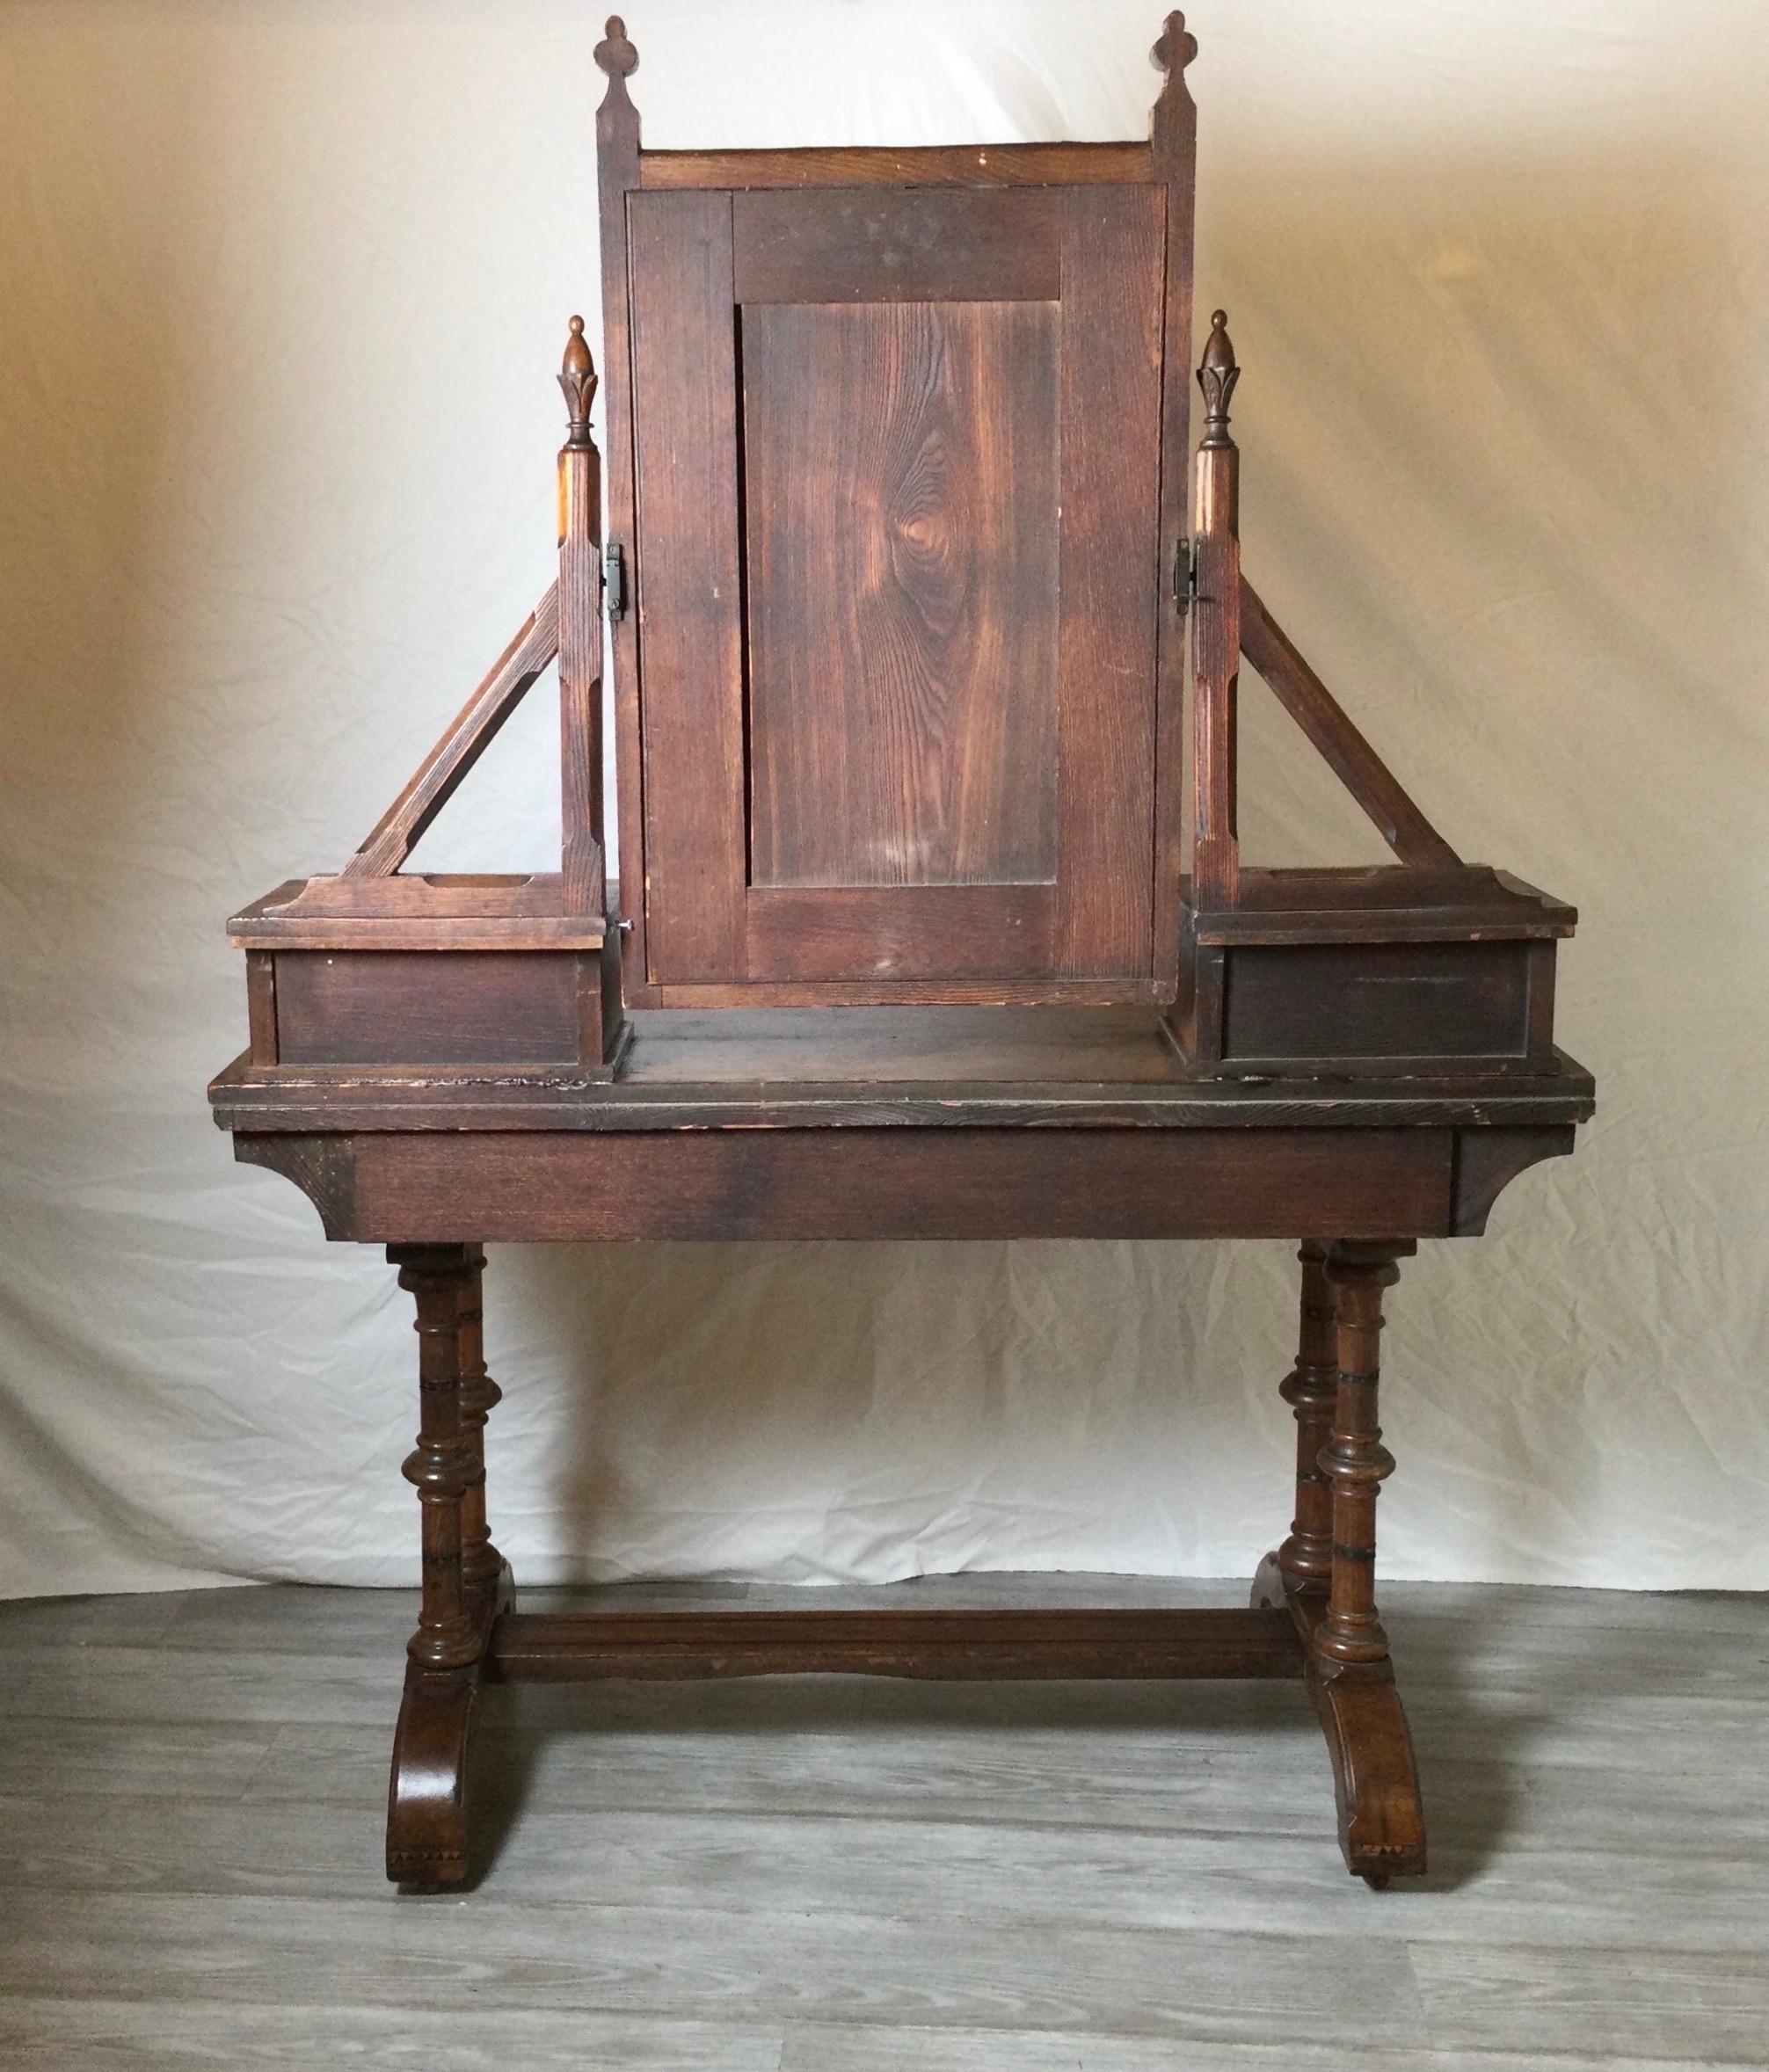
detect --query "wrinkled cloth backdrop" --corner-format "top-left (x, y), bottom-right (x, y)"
top-left (3, 0), bottom-right (1765, 1598)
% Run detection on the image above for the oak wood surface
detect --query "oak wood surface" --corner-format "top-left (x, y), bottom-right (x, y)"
top-left (595, 13), bottom-right (647, 985)
top-left (743, 297), bottom-right (1060, 892)
top-left (626, 186), bottom-right (747, 984)
top-left (1149, 11), bottom-right (1200, 967)
top-left (1051, 185), bottom-right (1165, 979)
top-left (626, 179), bottom-right (1163, 997)
top-left (236, 1124), bottom-right (1455, 1243)
top-left (491, 1607), bottom-right (1303, 1683)
top-left (732, 187), bottom-right (1061, 305)
top-left (640, 142), bottom-right (1155, 190)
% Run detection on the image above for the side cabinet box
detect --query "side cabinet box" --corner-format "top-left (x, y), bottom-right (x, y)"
top-left (229, 876), bottom-right (628, 1079)
top-left (1177, 868), bottom-right (1574, 1079)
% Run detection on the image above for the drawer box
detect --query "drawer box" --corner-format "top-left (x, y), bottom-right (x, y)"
top-left (1176, 866), bottom-right (1574, 1080)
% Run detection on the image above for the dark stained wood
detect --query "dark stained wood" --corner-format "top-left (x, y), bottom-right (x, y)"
top-left (1240, 578), bottom-right (1460, 871)
top-left (1180, 865), bottom-right (1572, 1078)
top-left (742, 886), bottom-right (1056, 985)
top-left (1149, 8), bottom-right (1200, 976)
top-left (743, 295), bottom-right (1061, 891)
top-left (733, 187), bottom-right (1060, 304)
top-left (244, 951), bottom-right (277, 1067)
top-left (339, 589), bottom-right (559, 880)
top-left (1451, 1122), bottom-right (1576, 1235)
top-left (1309, 1240), bottom-right (1427, 1883)
top-left (1224, 941), bottom-right (1536, 1065)
top-left (595, 12), bottom-right (648, 982)
top-left (640, 142), bottom-right (1154, 191)
top-left (1275, 1242), bottom-right (1339, 1598)
top-left (1190, 309), bottom-right (1241, 912)
top-left (626, 186), bottom-right (747, 985)
top-left (210, 1035), bottom-right (1593, 1137)
top-left (556, 316), bottom-right (605, 915)
top-left (646, 978), bottom-right (1171, 1009)
top-left (490, 1605), bottom-right (1303, 1683)
top-left (229, 876), bottom-right (605, 952)
top-left (273, 952), bottom-right (582, 1067)
top-left (207, 11), bottom-right (1594, 1901)
top-left (1191, 866), bottom-right (1575, 943)
top-left (1052, 184), bottom-right (1166, 978)
top-left (240, 1125), bottom-right (1452, 1244)
top-left (627, 176), bottom-right (1162, 1000)
top-left (383, 1243), bottom-right (512, 1893)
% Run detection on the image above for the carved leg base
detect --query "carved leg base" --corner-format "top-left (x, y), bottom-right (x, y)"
top-left (1307, 1657), bottom-right (1427, 1884)
top-left (1248, 1552), bottom-right (1424, 1881)
top-left (1249, 1548), bottom-right (1321, 1625)
top-left (387, 1561), bottom-right (513, 1893)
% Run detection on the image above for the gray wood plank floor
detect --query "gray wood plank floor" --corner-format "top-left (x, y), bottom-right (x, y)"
top-left (0, 1574), bottom-right (1764, 2070)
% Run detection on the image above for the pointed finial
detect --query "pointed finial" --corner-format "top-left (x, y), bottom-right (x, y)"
top-left (595, 14), bottom-right (639, 106)
top-left (1198, 310), bottom-right (1239, 447)
top-left (1152, 9), bottom-right (1198, 80)
top-left (559, 316), bottom-right (598, 448)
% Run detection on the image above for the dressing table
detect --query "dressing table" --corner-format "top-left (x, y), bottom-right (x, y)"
top-left (209, 12), bottom-right (1593, 1892)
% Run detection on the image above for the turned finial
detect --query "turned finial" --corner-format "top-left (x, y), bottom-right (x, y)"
top-left (595, 14), bottom-right (639, 105)
top-left (1152, 10), bottom-right (1198, 81)
top-left (558, 315), bottom-right (598, 447)
top-left (1198, 309), bottom-right (1239, 447)
top-left (1149, 12), bottom-right (1198, 152)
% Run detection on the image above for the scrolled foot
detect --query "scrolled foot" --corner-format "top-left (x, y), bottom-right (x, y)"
top-left (1308, 1661), bottom-right (1427, 1882)
top-left (386, 1668), bottom-right (480, 1892)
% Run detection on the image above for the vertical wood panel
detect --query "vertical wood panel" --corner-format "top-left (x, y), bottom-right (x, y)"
top-left (744, 301), bottom-right (1059, 891)
top-left (1151, 54), bottom-right (1199, 988)
top-left (628, 191), bottom-right (746, 983)
top-left (596, 79), bottom-right (645, 983)
top-left (1052, 185), bottom-right (1165, 977)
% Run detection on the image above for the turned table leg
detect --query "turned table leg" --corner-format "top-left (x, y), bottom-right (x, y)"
top-left (1252, 1242), bottom-right (1339, 1621)
top-left (1307, 1238), bottom-right (1426, 1885)
top-left (456, 1249), bottom-right (513, 1618)
top-left (384, 1242), bottom-right (507, 1893)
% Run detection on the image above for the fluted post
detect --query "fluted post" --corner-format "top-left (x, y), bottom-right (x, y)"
top-left (1277, 1243), bottom-right (1340, 1596)
top-left (1191, 309), bottom-right (1241, 909)
top-left (390, 1245), bottom-right (484, 1673)
top-left (1314, 1240), bottom-right (1415, 1669)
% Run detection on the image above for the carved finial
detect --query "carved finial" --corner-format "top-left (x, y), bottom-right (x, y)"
top-left (1198, 309), bottom-right (1239, 447)
top-left (594, 14), bottom-right (639, 105)
top-left (558, 315), bottom-right (598, 447)
top-left (1152, 10), bottom-right (1198, 80)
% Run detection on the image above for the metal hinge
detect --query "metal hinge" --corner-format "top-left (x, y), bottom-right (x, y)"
top-left (603, 542), bottom-right (628, 622)
top-left (1174, 536), bottom-right (1199, 618)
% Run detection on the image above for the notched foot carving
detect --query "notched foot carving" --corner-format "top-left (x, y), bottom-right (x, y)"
top-left (386, 1561), bottom-right (512, 1893)
top-left (1308, 1661), bottom-right (1427, 1882)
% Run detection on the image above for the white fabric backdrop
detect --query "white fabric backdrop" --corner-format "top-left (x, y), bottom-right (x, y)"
top-left (3, 0), bottom-right (1766, 1601)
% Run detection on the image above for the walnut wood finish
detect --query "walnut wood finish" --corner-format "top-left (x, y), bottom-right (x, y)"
top-left (640, 143), bottom-right (1155, 190)
top-left (1150, 11), bottom-right (1200, 970)
top-left (384, 1244), bottom-right (512, 1894)
top-left (490, 1606), bottom-right (1304, 1683)
top-left (1251, 1241), bottom-right (1426, 1885)
top-left (208, 11), bottom-right (1593, 1900)
top-left (1276, 1242), bottom-right (1339, 1597)
top-left (556, 316), bottom-right (605, 917)
top-left (1190, 310), bottom-right (1241, 911)
top-left (1313, 1240), bottom-right (1425, 1883)
top-left (623, 173), bottom-right (1164, 999)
